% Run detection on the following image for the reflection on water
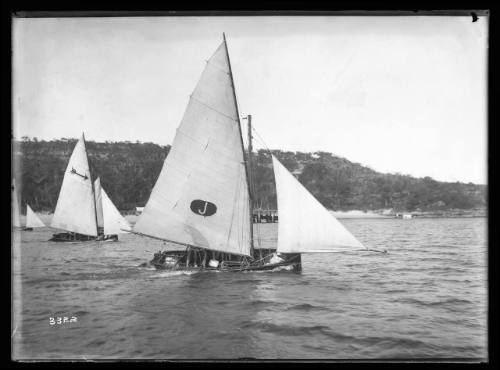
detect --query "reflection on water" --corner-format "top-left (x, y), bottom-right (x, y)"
top-left (12, 218), bottom-right (487, 360)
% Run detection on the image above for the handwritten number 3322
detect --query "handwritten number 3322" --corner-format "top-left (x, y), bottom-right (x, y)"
top-left (49, 317), bottom-right (77, 325)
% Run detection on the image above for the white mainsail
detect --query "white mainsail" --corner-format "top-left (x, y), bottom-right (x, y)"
top-left (51, 134), bottom-right (98, 236)
top-left (272, 156), bottom-right (365, 253)
top-left (26, 205), bottom-right (45, 228)
top-left (94, 178), bottom-right (104, 229)
top-left (101, 186), bottom-right (131, 235)
top-left (12, 178), bottom-right (21, 228)
top-left (134, 38), bottom-right (252, 256)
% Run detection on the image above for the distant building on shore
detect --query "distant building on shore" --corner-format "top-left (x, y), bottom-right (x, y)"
top-left (395, 213), bottom-right (413, 219)
top-left (253, 209), bottom-right (278, 223)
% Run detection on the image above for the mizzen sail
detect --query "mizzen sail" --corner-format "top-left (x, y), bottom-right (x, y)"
top-left (51, 134), bottom-right (98, 236)
top-left (12, 178), bottom-right (21, 228)
top-left (272, 156), bottom-right (365, 253)
top-left (101, 186), bottom-right (131, 235)
top-left (134, 39), bottom-right (251, 256)
top-left (26, 205), bottom-right (45, 228)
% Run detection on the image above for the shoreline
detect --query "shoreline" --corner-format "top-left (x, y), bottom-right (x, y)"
top-left (25, 212), bottom-right (486, 225)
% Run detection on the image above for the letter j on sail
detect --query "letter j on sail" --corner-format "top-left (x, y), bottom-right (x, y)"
top-left (190, 200), bottom-right (217, 216)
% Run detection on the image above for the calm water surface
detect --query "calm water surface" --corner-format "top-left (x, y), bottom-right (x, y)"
top-left (12, 218), bottom-right (487, 360)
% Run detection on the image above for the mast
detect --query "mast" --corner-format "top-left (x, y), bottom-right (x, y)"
top-left (246, 115), bottom-right (253, 193)
top-left (83, 132), bottom-right (100, 237)
top-left (223, 33), bottom-right (254, 255)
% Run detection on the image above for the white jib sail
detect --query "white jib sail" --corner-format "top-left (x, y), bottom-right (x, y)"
top-left (272, 156), bottom-right (365, 253)
top-left (51, 134), bottom-right (98, 236)
top-left (26, 205), bottom-right (45, 228)
top-left (94, 178), bottom-right (104, 228)
top-left (134, 39), bottom-right (251, 257)
top-left (101, 186), bottom-right (131, 234)
top-left (12, 178), bottom-right (21, 228)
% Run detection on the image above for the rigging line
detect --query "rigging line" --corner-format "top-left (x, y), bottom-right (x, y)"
top-left (82, 134), bottom-right (100, 236)
top-left (242, 123), bottom-right (275, 248)
top-left (189, 94), bottom-right (238, 123)
top-left (205, 59), bottom-right (230, 76)
top-left (174, 128), bottom-right (244, 165)
top-left (223, 34), bottom-right (254, 254)
top-left (247, 148), bottom-right (262, 248)
top-left (251, 126), bottom-right (274, 155)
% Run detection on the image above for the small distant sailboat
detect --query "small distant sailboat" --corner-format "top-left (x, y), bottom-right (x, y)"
top-left (133, 34), bottom-right (379, 271)
top-left (49, 133), bottom-right (130, 242)
top-left (23, 204), bottom-right (46, 231)
top-left (12, 179), bottom-right (46, 231)
top-left (12, 179), bottom-right (21, 229)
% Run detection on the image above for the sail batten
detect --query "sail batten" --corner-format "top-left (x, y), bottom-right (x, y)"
top-left (134, 39), bottom-right (252, 257)
top-left (272, 156), bottom-right (365, 254)
top-left (26, 205), bottom-right (45, 228)
top-left (51, 134), bottom-right (98, 236)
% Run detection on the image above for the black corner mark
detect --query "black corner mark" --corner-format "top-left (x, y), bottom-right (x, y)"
top-left (70, 167), bottom-right (88, 180)
top-left (471, 12), bottom-right (478, 22)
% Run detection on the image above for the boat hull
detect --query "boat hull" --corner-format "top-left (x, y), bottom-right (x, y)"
top-left (49, 232), bottom-right (119, 242)
top-left (147, 249), bottom-right (301, 272)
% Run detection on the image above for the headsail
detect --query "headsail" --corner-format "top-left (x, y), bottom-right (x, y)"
top-left (272, 156), bottom-right (365, 253)
top-left (26, 205), bottom-right (45, 228)
top-left (94, 178), bottom-right (104, 228)
top-left (51, 134), bottom-right (98, 236)
top-left (12, 179), bottom-right (21, 228)
top-left (101, 186), bottom-right (131, 234)
top-left (134, 38), bottom-right (252, 256)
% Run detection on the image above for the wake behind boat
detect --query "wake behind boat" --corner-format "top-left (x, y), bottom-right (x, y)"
top-left (134, 34), bottom-right (374, 272)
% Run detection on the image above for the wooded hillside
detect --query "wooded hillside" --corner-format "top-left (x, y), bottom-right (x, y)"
top-left (12, 138), bottom-right (486, 213)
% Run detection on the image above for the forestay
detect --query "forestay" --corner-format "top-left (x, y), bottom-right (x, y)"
top-left (51, 134), bottom-right (98, 236)
top-left (94, 178), bottom-right (104, 228)
top-left (101, 186), bottom-right (131, 235)
top-left (134, 40), bottom-right (251, 256)
top-left (26, 205), bottom-right (45, 228)
top-left (12, 179), bottom-right (21, 228)
top-left (272, 156), bottom-right (365, 253)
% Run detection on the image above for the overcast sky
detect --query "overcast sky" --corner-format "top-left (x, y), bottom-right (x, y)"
top-left (13, 16), bottom-right (487, 184)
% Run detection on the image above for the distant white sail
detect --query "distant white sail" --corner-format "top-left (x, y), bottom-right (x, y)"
top-left (26, 204), bottom-right (45, 228)
top-left (12, 178), bottom-right (21, 228)
top-left (51, 134), bottom-right (98, 236)
top-left (134, 39), bottom-right (252, 256)
top-left (101, 186), bottom-right (131, 234)
top-left (272, 156), bottom-right (365, 253)
top-left (94, 178), bottom-right (104, 228)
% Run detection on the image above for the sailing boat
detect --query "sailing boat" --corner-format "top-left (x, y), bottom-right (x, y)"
top-left (23, 204), bottom-right (46, 231)
top-left (94, 177), bottom-right (131, 241)
top-left (12, 179), bottom-right (47, 231)
top-left (134, 35), bottom-right (374, 271)
top-left (49, 133), bottom-right (99, 241)
top-left (49, 133), bottom-right (129, 242)
top-left (12, 178), bottom-right (21, 229)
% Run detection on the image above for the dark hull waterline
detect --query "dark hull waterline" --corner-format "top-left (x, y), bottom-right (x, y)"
top-left (49, 232), bottom-right (118, 242)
